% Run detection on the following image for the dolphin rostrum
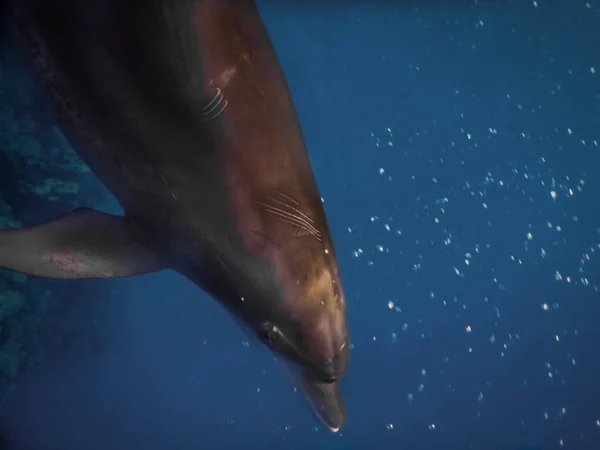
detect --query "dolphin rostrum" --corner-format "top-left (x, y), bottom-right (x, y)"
top-left (0, 0), bottom-right (350, 432)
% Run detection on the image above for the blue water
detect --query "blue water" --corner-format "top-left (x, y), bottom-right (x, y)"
top-left (0, 1), bottom-right (599, 449)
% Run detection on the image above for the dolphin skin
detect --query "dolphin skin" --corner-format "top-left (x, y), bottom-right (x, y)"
top-left (0, 0), bottom-right (349, 432)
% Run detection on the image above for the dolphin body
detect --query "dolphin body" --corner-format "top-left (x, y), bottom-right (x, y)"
top-left (0, 0), bottom-right (349, 432)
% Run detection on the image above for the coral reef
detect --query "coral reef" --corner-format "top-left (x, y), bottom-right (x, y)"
top-left (0, 199), bottom-right (51, 404)
top-left (0, 39), bottom-right (105, 226)
top-left (0, 38), bottom-right (109, 403)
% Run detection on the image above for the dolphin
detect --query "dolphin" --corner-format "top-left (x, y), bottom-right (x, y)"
top-left (0, 0), bottom-right (349, 432)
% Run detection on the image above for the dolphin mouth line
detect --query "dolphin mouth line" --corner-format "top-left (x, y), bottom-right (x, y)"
top-left (301, 358), bottom-right (340, 384)
top-left (306, 395), bottom-right (342, 433)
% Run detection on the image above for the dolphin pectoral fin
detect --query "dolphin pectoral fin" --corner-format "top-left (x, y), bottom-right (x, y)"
top-left (0, 207), bottom-right (164, 279)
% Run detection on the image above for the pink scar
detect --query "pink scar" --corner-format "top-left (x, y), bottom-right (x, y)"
top-left (209, 66), bottom-right (238, 89)
top-left (49, 250), bottom-right (88, 274)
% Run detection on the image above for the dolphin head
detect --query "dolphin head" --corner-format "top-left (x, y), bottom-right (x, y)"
top-left (175, 181), bottom-right (349, 387)
top-left (252, 250), bottom-right (350, 384)
top-left (175, 212), bottom-right (349, 385)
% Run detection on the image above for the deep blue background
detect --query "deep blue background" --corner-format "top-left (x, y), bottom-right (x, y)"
top-left (1, 0), bottom-right (600, 449)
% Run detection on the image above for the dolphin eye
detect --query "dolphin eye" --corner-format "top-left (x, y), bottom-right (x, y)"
top-left (258, 322), bottom-right (280, 345)
top-left (259, 330), bottom-right (273, 344)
